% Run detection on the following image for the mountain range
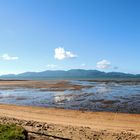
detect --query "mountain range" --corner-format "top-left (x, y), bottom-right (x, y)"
top-left (0, 69), bottom-right (140, 80)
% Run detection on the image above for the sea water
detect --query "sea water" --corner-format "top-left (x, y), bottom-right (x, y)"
top-left (0, 80), bottom-right (140, 113)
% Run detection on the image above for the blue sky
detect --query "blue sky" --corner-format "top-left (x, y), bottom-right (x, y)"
top-left (0, 0), bottom-right (140, 75)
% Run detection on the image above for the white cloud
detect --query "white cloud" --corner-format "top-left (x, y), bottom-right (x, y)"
top-left (54, 47), bottom-right (77, 60)
top-left (96, 59), bottom-right (111, 69)
top-left (81, 63), bottom-right (86, 67)
top-left (46, 64), bottom-right (57, 69)
top-left (1, 54), bottom-right (19, 61)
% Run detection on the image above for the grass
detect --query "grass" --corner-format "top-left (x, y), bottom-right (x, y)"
top-left (0, 124), bottom-right (27, 140)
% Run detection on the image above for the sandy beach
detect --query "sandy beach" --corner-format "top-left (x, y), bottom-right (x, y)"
top-left (0, 104), bottom-right (140, 139)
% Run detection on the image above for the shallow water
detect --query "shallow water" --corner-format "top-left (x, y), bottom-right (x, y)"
top-left (0, 80), bottom-right (140, 113)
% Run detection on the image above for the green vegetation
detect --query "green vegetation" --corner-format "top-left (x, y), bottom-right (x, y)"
top-left (0, 124), bottom-right (26, 140)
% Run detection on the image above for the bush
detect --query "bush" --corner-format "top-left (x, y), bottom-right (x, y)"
top-left (0, 124), bottom-right (26, 140)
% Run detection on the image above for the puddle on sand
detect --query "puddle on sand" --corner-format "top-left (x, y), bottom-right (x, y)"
top-left (0, 80), bottom-right (140, 113)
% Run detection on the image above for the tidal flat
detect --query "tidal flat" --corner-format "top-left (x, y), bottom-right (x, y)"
top-left (0, 80), bottom-right (139, 114)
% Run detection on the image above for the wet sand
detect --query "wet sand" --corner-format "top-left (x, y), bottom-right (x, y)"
top-left (0, 80), bottom-right (140, 114)
top-left (0, 80), bottom-right (92, 91)
top-left (0, 104), bottom-right (140, 139)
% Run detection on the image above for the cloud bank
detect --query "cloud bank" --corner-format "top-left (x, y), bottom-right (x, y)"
top-left (54, 47), bottom-right (77, 60)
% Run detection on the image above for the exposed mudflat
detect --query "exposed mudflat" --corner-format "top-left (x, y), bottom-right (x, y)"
top-left (0, 80), bottom-right (140, 113)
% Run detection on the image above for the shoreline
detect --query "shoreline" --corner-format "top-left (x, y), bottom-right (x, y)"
top-left (0, 104), bottom-right (140, 139)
